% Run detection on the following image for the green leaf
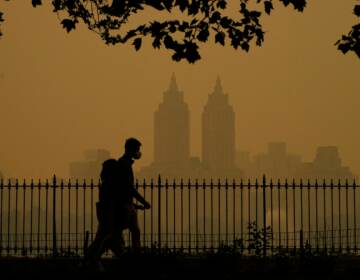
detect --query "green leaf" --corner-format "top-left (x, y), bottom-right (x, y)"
top-left (61, 19), bottom-right (76, 33)
top-left (175, 0), bottom-right (189, 12)
top-left (133, 38), bottom-right (142, 51)
top-left (197, 28), bottom-right (209, 42)
top-left (152, 37), bottom-right (161, 48)
top-left (210, 11), bottom-right (221, 23)
top-left (217, 0), bottom-right (227, 9)
top-left (164, 35), bottom-right (175, 49)
top-left (264, 1), bottom-right (273, 15)
top-left (337, 43), bottom-right (350, 55)
top-left (215, 32), bottom-right (225, 46)
top-left (241, 42), bottom-right (250, 52)
top-left (31, 0), bottom-right (42, 7)
top-left (354, 5), bottom-right (360, 17)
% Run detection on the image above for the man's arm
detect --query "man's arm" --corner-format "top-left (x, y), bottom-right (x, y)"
top-left (130, 187), bottom-right (150, 209)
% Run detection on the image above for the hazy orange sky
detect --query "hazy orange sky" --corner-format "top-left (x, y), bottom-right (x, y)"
top-left (0, 1), bottom-right (359, 180)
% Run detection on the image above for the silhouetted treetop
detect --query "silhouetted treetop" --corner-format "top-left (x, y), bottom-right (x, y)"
top-left (0, 1), bottom-right (359, 62)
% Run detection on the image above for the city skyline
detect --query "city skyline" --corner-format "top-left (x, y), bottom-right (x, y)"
top-left (66, 76), bottom-right (357, 182)
top-left (0, 1), bottom-right (359, 180)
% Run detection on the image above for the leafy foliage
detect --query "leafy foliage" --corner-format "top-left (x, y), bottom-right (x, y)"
top-left (0, 11), bottom-right (3, 38)
top-left (247, 222), bottom-right (272, 257)
top-left (31, 0), bottom-right (42, 8)
top-left (335, 5), bottom-right (360, 59)
top-left (0, 1), bottom-right (358, 61)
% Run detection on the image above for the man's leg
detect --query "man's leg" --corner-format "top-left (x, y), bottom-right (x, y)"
top-left (84, 225), bottom-right (111, 262)
top-left (128, 207), bottom-right (141, 252)
top-left (107, 228), bottom-right (126, 257)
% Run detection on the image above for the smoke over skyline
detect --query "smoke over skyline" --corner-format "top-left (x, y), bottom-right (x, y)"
top-left (0, 1), bottom-right (359, 180)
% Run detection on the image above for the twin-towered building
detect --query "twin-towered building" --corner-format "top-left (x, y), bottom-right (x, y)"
top-left (137, 74), bottom-right (241, 181)
top-left (154, 74), bottom-right (190, 165)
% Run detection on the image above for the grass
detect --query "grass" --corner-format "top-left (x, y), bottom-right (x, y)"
top-left (1, 251), bottom-right (360, 279)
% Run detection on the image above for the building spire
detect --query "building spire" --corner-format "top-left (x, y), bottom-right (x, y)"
top-left (168, 72), bottom-right (179, 92)
top-left (213, 75), bottom-right (223, 95)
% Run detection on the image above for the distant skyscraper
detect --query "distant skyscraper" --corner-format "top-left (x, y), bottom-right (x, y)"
top-left (154, 73), bottom-right (190, 164)
top-left (202, 77), bottom-right (236, 171)
top-left (69, 149), bottom-right (111, 181)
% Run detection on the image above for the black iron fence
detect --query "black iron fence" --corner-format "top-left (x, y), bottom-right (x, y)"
top-left (0, 176), bottom-right (359, 257)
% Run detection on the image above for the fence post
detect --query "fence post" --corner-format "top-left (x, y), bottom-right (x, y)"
top-left (263, 175), bottom-right (267, 258)
top-left (300, 229), bottom-right (304, 258)
top-left (52, 175), bottom-right (57, 257)
top-left (158, 175), bottom-right (161, 253)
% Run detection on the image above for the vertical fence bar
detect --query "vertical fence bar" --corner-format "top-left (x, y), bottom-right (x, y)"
top-left (165, 179), bottom-right (169, 248)
top-left (255, 179), bottom-right (258, 229)
top-left (307, 180), bottom-right (311, 252)
top-left (353, 180), bottom-right (357, 253)
top-left (37, 180), bottom-right (41, 255)
top-left (7, 180), bottom-right (11, 255)
top-left (262, 175), bottom-right (266, 258)
top-left (195, 179), bottom-right (199, 252)
top-left (15, 180), bottom-right (18, 254)
top-left (300, 179), bottom-right (304, 254)
top-left (75, 180), bottom-right (79, 254)
top-left (67, 180), bottom-right (71, 254)
top-left (240, 179), bottom-right (243, 247)
top-left (157, 175), bottom-right (162, 251)
top-left (90, 180), bottom-right (94, 242)
top-left (0, 178), bottom-right (2, 256)
top-left (45, 180), bottom-right (50, 254)
top-left (225, 179), bottom-right (228, 246)
top-left (338, 180), bottom-right (342, 253)
top-left (83, 180), bottom-right (86, 255)
top-left (346, 179), bottom-right (349, 252)
top-left (150, 179), bottom-right (154, 250)
top-left (180, 179), bottom-right (183, 251)
top-left (323, 180), bottom-right (327, 252)
top-left (173, 180), bottom-right (176, 250)
top-left (270, 179), bottom-right (274, 253)
top-left (315, 180), bottom-right (319, 253)
top-left (188, 179), bottom-right (191, 253)
top-left (248, 179), bottom-right (251, 254)
top-left (210, 179), bottom-right (213, 250)
top-left (218, 179), bottom-right (221, 248)
top-left (292, 179), bottom-right (296, 253)
top-left (60, 180), bottom-right (64, 253)
top-left (30, 180), bottom-right (34, 254)
top-left (52, 176), bottom-right (57, 257)
top-left (285, 179), bottom-right (289, 252)
top-left (143, 179), bottom-right (147, 248)
top-left (203, 179), bottom-right (206, 251)
top-left (0, 179), bottom-right (3, 256)
top-left (232, 179), bottom-right (236, 247)
top-left (278, 180), bottom-right (281, 250)
top-left (331, 180), bottom-right (334, 252)
top-left (22, 180), bottom-right (26, 255)
top-left (300, 180), bottom-right (303, 238)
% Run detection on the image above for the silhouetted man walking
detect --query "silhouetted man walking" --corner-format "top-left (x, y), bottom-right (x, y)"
top-left (84, 138), bottom-right (150, 270)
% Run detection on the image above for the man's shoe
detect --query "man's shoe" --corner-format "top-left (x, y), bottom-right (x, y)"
top-left (81, 260), bottom-right (105, 273)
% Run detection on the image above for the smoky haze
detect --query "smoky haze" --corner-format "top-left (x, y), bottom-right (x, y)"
top-left (0, 1), bottom-right (359, 181)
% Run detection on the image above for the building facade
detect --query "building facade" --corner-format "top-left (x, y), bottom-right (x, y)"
top-left (69, 149), bottom-right (111, 181)
top-left (202, 77), bottom-right (237, 175)
top-left (154, 73), bottom-right (190, 165)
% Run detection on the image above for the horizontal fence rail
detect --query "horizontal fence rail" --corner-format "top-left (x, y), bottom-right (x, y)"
top-left (0, 176), bottom-right (359, 257)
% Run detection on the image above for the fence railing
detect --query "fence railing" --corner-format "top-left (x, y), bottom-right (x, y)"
top-left (0, 176), bottom-right (359, 257)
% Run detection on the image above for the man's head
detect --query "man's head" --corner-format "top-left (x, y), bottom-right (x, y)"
top-left (124, 138), bottom-right (142, 160)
